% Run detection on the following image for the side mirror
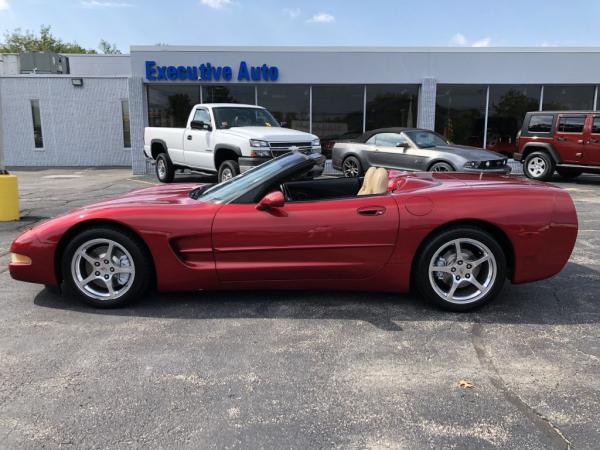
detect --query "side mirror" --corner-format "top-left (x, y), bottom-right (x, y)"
top-left (190, 120), bottom-right (212, 131)
top-left (256, 191), bottom-right (285, 211)
top-left (396, 142), bottom-right (410, 149)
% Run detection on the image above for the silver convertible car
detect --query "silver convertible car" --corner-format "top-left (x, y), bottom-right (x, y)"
top-left (332, 128), bottom-right (511, 177)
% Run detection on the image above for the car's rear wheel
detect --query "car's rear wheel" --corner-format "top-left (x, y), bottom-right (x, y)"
top-left (156, 153), bottom-right (175, 183)
top-left (62, 227), bottom-right (152, 308)
top-left (524, 151), bottom-right (554, 181)
top-left (413, 226), bottom-right (507, 311)
top-left (218, 160), bottom-right (240, 183)
top-left (342, 156), bottom-right (363, 177)
top-left (556, 167), bottom-right (583, 179)
top-left (429, 161), bottom-right (454, 172)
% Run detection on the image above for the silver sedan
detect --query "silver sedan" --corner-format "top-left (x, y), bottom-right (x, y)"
top-left (332, 128), bottom-right (511, 177)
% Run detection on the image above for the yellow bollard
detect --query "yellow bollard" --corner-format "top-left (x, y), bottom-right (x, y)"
top-left (0, 174), bottom-right (19, 221)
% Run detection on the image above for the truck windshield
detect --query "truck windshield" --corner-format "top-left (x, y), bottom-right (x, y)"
top-left (213, 107), bottom-right (280, 129)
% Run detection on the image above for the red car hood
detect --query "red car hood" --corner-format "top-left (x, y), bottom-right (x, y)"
top-left (77, 183), bottom-right (203, 210)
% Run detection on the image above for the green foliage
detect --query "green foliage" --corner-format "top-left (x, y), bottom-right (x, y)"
top-left (98, 39), bottom-right (122, 55)
top-left (0, 25), bottom-right (97, 54)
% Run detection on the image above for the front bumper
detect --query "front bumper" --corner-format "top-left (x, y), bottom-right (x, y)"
top-left (239, 156), bottom-right (271, 173)
top-left (462, 166), bottom-right (512, 174)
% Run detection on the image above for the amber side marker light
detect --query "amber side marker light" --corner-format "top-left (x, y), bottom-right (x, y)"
top-left (10, 253), bottom-right (32, 265)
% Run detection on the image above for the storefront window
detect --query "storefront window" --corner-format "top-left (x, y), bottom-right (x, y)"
top-left (121, 100), bottom-right (131, 148)
top-left (486, 85), bottom-right (541, 155)
top-left (435, 85), bottom-right (487, 147)
top-left (542, 85), bottom-right (595, 110)
top-left (312, 85), bottom-right (364, 145)
top-left (257, 85), bottom-right (310, 132)
top-left (365, 85), bottom-right (419, 130)
top-left (147, 85), bottom-right (200, 127)
top-left (202, 85), bottom-right (255, 104)
top-left (30, 99), bottom-right (43, 148)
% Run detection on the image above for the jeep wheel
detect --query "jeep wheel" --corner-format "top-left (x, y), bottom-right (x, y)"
top-left (524, 152), bottom-right (554, 181)
top-left (218, 160), bottom-right (240, 183)
top-left (556, 167), bottom-right (583, 180)
top-left (156, 153), bottom-right (175, 183)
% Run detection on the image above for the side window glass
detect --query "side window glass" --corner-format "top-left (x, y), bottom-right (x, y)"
top-left (366, 135), bottom-right (377, 145)
top-left (194, 109), bottom-right (211, 124)
top-left (592, 117), bottom-right (600, 134)
top-left (557, 116), bottom-right (585, 133)
top-left (528, 115), bottom-right (554, 133)
top-left (376, 133), bottom-right (408, 147)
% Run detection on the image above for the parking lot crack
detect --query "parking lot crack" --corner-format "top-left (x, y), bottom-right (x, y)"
top-left (470, 321), bottom-right (573, 450)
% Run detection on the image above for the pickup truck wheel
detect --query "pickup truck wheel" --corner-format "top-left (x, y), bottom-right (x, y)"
top-left (156, 153), bottom-right (175, 183)
top-left (524, 152), bottom-right (554, 181)
top-left (556, 167), bottom-right (583, 179)
top-left (218, 160), bottom-right (239, 183)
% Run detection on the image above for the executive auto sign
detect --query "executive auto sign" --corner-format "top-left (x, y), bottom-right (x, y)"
top-left (145, 60), bottom-right (279, 82)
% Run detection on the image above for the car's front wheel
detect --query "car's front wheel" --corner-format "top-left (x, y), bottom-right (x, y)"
top-left (62, 227), bottom-right (152, 308)
top-left (429, 161), bottom-right (454, 172)
top-left (342, 156), bottom-right (363, 177)
top-left (524, 151), bottom-right (554, 181)
top-left (218, 160), bottom-right (240, 183)
top-left (413, 226), bottom-right (507, 311)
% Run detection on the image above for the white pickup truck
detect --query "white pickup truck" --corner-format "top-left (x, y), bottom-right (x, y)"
top-left (144, 103), bottom-right (321, 183)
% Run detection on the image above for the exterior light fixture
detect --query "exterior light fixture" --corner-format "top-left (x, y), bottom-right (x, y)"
top-left (71, 78), bottom-right (83, 87)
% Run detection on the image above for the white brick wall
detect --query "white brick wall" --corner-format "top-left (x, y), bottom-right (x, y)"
top-left (1, 76), bottom-right (131, 167)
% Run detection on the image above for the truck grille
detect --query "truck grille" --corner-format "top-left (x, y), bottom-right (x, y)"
top-left (268, 142), bottom-right (313, 156)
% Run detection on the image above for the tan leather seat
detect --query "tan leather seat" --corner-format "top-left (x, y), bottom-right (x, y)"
top-left (358, 167), bottom-right (389, 196)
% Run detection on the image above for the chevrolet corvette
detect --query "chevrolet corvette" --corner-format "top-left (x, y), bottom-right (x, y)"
top-left (9, 152), bottom-right (578, 311)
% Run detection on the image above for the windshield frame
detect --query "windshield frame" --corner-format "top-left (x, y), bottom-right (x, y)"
top-left (191, 152), bottom-right (323, 204)
top-left (213, 106), bottom-right (280, 130)
top-left (403, 130), bottom-right (449, 149)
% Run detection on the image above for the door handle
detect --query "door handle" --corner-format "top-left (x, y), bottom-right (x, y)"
top-left (556, 137), bottom-right (567, 142)
top-left (187, 135), bottom-right (192, 141)
top-left (357, 206), bottom-right (386, 216)
top-left (577, 139), bottom-right (585, 144)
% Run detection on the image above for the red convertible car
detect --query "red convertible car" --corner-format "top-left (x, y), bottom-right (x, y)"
top-left (9, 152), bottom-right (577, 311)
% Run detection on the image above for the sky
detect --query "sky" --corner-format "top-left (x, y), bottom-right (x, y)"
top-left (0, 0), bottom-right (598, 53)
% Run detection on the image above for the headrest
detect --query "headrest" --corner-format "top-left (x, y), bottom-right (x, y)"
top-left (358, 167), bottom-right (389, 196)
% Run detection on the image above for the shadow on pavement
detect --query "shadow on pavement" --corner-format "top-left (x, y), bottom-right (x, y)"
top-left (33, 262), bottom-right (599, 330)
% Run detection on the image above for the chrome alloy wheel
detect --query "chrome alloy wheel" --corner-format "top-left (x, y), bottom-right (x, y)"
top-left (527, 156), bottom-right (546, 178)
top-left (428, 238), bottom-right (497, 305)
top-left (343, 158), bottom-right (359, 177)
top-left (157, 158), bottom-right (167, 179)
top-left (430, 162), bottom-right (453, 172)
top-left (221, 167), bottom-right (234, 181)
top-left (70, 238), bottom-right (135, 301)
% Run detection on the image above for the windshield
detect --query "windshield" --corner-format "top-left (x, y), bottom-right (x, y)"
top-left (404, 130), bottom-right (449, 148)
top-left (192, 152), bottom-right (315, 204)
top-left (213, 107), bottom-right (280, 129)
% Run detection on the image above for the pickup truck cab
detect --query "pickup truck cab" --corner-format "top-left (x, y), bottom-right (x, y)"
top-left (515, 111), bottom-right (600, 180)
top-left (144, 103), bottom-right (321, 183)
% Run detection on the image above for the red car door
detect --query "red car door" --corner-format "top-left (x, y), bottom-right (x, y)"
top-left (211, 195), bottom-right (399, 282)
top-left (554, 114), bottom-right (586, 163)
top-left (585, 115), bottom-right (600, 165)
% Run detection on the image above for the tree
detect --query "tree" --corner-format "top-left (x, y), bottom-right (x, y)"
top-left (98, 39), bottom-right (121, 55)
top-left (0, 25), bottom-right (96, 54)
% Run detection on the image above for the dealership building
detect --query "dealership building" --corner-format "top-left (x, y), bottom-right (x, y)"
top-left (2, 46), bottom-right (600, 174)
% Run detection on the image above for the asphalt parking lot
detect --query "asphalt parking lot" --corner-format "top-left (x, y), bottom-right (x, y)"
top-left (0, 168), bottom-right (599, 449)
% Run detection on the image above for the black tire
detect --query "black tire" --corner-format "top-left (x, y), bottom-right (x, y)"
top-left (155, 153), bottom-right (175, 183)
top-left (342, 156), bottom-right (363, 178)
top-left (61, 226), bottom-right (153, 308)
top-left (556, 167), bottom-right (583, 179)
top-left (429, 161), bottom-right (455, 172)
top-left (218, 160), bottom-right (240, 183)
top-left (413, 226), bottom-right (507, 312)
top-left (523, 151), bottom-right (555, 181)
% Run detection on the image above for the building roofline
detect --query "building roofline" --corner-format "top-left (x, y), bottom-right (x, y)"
top-left (130, 45), bottom-right (600, 53)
